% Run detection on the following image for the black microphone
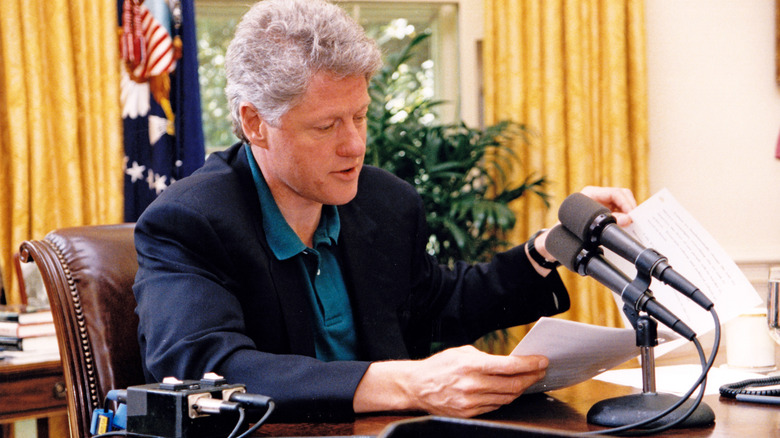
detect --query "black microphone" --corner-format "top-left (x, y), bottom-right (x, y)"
top-left (558, 193), bottom-right (713, 310)
top-left (546, 225), bottom-right (696, 340)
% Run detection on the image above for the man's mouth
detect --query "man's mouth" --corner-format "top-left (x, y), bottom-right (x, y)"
top-left (333, 164), bottom-right (361, 179)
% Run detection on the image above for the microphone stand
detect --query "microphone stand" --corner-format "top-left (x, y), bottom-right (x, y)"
top-left (586, 273), bottom-right (715, 429)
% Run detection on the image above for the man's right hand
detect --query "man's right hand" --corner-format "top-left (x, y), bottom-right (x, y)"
top-left (353, 345), bottom-right (548, 418)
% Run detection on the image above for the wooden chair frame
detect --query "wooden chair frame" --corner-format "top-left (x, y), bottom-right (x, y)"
top-left (20, 224), bottom-right (143, 437)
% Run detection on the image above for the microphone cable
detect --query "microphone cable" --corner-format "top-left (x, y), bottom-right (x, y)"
top-left (226, 406), bottom-right (247, 438)
top-left (581, 308), bottom-right (721, 436)
top-left (228, 399), bottom-right (275, 438)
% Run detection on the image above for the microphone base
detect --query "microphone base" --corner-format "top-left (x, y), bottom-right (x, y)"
top-left (586, 393), bottom-right (715, 429)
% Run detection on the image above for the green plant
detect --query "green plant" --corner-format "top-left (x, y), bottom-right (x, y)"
top-left (367, 33), bottom-right (549, 267)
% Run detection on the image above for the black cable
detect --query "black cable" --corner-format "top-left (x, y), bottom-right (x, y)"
top-left (619, 330), bottom-right (711, 435)
top-left (616, 308), bottom-right (720, 435)
top-left (719, 375), bottom-right (780, 397)
top-left (620, 308), bottom-right (721, 435)
top-left (226, 406), bottom-right (247, 438)
top-left (581, 307), bottom-right (721, 436)
top-left (235, 400), bottom-right (275, 438)
top-left (580, 338), bottom-right (705, 436)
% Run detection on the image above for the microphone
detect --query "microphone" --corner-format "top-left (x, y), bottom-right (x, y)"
top-left (558, 193), bottom-right (713, 310)
top-left (546, 225), bottom-right (696, 340)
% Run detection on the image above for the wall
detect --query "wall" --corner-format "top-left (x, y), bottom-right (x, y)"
top-left (645, 0), bottom-right (780, 265)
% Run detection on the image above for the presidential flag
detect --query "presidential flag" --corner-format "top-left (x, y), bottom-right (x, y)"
top-left (119, 0), bottom-right (205, 222)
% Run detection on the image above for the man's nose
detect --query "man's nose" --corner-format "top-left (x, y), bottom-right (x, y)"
top-left (337, 121), bottom-right (366, 157)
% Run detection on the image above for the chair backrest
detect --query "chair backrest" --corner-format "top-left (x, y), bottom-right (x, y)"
top-left (12, 252), bottom-right (27, 304)
top-left (20, 224), bottom-right (144, 437)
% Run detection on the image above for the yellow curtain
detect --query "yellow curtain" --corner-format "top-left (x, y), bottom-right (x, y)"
top-left (0, 1), bottom-right (123, 304)
top-left (483, 0), bottom-right (649, 343)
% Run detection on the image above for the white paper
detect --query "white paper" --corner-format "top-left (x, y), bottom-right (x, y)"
top-left (594, 365), bottom-right (770, 396)
top-left (605, 188), bottom-right (762, 352)
top-left (510, 317), bottom-right (642, 393)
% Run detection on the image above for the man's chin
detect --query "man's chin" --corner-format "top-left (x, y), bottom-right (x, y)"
top-left (326, 179), bottom-right (360, 205)
top-left (329, 189), bottom-right (359, 206)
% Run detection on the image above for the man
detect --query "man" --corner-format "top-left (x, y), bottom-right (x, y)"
top-left (133, 0), bottom-right (637, 421)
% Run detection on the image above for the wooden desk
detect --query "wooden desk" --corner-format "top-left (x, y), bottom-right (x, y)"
top-left (253, 333), bottom-right (780, 437)
top-left (252, 378), bottom-right (779, 437)
top-left (1, 355), bottom-right (771, 437)
top-left (0, 359), bottom-right (67, 423)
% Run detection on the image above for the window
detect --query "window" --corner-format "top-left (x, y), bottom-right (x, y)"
top-left (195, 1), bottom-right (459, 153)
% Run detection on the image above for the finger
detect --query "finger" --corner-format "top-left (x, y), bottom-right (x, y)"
top-left (580, 186), bottom-right (637, 214)
top-left (611, 188), bottom-right (638, 213)
top-left (613, 212), bottom-right (633, 227)
top-left (478, 354), bottom-right (549, 376)
top-left (478, 370), bottom-right (547, 396)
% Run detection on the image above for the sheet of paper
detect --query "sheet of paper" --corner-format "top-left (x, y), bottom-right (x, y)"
top-left (604, 188), bottom-right (762, 352)
top-left (594, 365), bottom-right (770, 396)
top-left (510, 317), bottom-right (642, 394)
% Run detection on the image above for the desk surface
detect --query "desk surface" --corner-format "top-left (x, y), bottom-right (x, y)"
top-left (253, 378), bottom-right (779, 437)
top-left (1, 356), bottom-right (774, 437)
top-left (0, 359), bottom-right (67, 423)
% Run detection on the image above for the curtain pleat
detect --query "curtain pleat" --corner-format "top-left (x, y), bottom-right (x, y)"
top-left (0, 1), bottom-right (123, 304)
top-left (484, 0), bottom-right (649, 351)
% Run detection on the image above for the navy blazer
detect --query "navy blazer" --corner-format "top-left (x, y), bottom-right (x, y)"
top-left (133, 143), bottom-right (569, 421)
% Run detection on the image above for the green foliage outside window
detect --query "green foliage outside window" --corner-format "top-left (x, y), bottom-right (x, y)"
top-left (196, 13), bottom-right (238, 151)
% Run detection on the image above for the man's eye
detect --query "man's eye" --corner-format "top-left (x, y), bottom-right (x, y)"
top-left (318, 123), bottom-right (335, 131)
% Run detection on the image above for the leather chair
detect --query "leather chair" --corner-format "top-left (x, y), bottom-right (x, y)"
top-left (19, 224), bottom-right (144, 437)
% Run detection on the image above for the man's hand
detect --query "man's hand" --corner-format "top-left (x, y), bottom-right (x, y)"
top-left (353, 345), bottom-right (548, 418)
top-left (579, 186), bottom-right (637, 227)
top-left (531, 186), bottom-right (637, 267)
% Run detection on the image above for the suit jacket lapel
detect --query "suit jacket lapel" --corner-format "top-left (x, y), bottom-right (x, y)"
top-left (339, 201), bottom-right (411, 361)
top-left (268, 257), bottom-right (317, 356)
top-left (234, 147), bottom-right (317, 357)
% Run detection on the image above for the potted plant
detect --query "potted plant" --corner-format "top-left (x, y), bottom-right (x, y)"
top-left (367, 33), bottom-right (549, 267)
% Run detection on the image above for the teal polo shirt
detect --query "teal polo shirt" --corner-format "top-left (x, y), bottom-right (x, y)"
top-left (244, 145), bottom-right (358, 361)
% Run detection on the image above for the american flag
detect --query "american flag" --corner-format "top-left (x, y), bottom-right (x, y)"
top-left (119, 0), bottom-right (204, 221)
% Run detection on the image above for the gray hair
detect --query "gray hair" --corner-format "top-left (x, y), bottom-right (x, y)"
top-left (225, 0), bottom-right (383, 142)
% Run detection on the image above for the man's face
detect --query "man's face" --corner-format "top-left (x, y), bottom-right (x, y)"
top-left (257, 72), bottom-right (370, 209)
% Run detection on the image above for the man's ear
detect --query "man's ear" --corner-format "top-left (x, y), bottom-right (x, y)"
top-left (239, 103), bottom-right (268, 148)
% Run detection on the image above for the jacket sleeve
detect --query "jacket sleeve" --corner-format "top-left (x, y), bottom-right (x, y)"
top-left (346, 166), bottom-right (570, 352)
top-left (426, 243), bottom-right (571, 347)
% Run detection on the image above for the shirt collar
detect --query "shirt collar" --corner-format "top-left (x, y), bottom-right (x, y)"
top-left (244, 144), bottom-right (340, 260)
